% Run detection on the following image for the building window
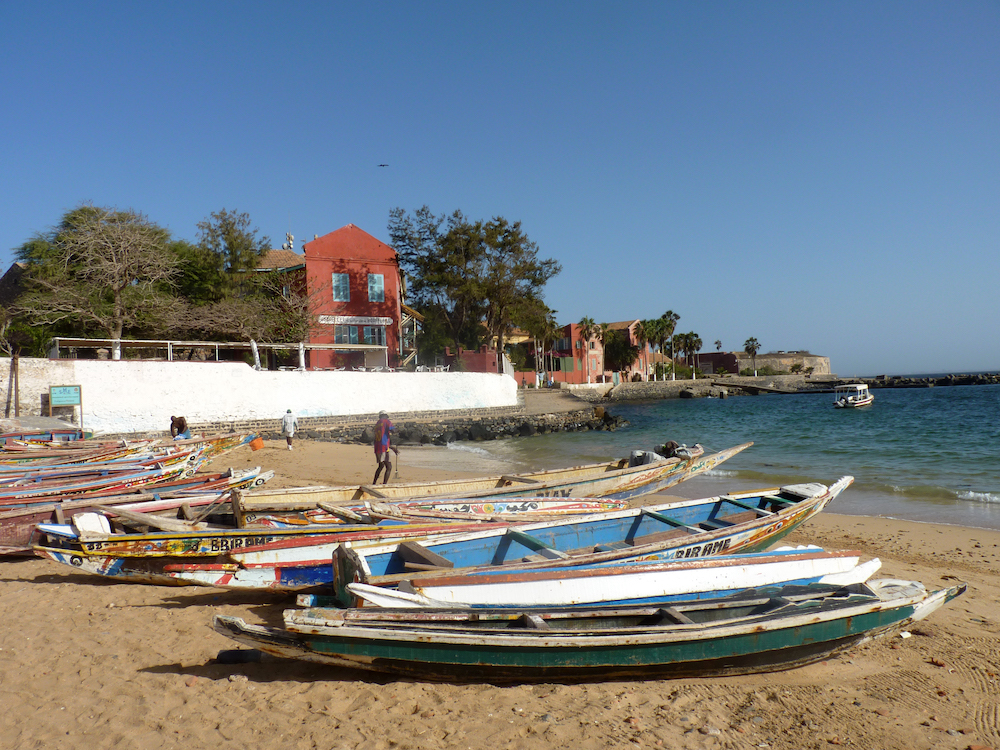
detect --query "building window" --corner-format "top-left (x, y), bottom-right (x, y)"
top-left (363, 326), bottom-right (386, 345)
top-left (368, 274), bottom-right (384, 302)
top-left (334, 325), bottom-right (358, 345)
top-left (332, 273), bottom-right (350, 302)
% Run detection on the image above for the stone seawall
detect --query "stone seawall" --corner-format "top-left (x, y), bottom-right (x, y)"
top-left (101, 403), bottom-right (627, 445)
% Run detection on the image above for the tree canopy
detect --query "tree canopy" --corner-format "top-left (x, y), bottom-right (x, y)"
top-left (388, 206), bottom-right (561, 365)
top-left (8, 203), bottom-right (310, 355)
top-left (14, 205), bottom-right (179, 352)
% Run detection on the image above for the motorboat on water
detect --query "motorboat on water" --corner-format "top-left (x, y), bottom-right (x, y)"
top-left (833, 383), bottom-right (874, 408)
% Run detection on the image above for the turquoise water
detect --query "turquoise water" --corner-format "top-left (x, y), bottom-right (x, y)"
top-left (407, 384), bottom-right (1000, 530)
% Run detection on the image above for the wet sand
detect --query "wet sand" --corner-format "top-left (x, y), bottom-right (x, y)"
top-left (1, 439), bottom-right (998, 750)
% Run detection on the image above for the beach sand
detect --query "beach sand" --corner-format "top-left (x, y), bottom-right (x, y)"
top-left (1, 439), bottom-right (998, 750)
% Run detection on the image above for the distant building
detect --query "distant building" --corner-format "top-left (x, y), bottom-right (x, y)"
top-left (302, 224), bottom-right (414, 369)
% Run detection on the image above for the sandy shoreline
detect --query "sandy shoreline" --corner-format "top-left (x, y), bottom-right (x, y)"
top-left (1, 439), bottom-right (998, 750)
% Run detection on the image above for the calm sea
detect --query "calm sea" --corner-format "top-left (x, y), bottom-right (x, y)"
top-left (405, 384), bottom-right (1000, 531)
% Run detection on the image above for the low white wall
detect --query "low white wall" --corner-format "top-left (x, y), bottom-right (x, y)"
top-left (0, 357), bottom-right (519, 436)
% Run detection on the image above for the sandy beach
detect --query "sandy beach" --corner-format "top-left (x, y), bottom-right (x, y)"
top-left (1, 438), bottom-right (998, 750)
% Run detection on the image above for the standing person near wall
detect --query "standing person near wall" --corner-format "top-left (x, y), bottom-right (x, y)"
top-left (170, 415), bottom-right (190, 440)
top-left (280, 409), bottom-right (298, 451)
top-left (372, 411), bottom-right (398, 484)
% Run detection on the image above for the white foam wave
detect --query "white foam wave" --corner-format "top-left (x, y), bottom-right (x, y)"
top-left (958, 490), bottom-right (1000, 504)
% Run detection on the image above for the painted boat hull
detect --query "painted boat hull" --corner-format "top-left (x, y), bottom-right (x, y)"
top-left (0, 467), bottom-right (272, 554)
top-left (344, 550), bottom-right (883, 608)
top-left (212, 580), bottom-right (966, 683)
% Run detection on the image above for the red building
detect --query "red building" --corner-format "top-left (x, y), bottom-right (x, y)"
top-left (302, 224), bottom-right (406, 369)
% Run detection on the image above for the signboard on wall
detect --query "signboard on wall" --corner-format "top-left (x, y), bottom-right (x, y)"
top-left (48, 385), bottom-right (83, 432)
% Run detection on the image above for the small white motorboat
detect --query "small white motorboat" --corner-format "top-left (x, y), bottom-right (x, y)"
top-left (834, 383), bottom-right (874, 408)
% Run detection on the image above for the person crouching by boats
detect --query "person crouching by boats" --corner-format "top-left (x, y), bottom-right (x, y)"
top-left (170, 415), bottom-right (190, 440)
top-left (281, 409), bottom-right (299, 451)
top-left (659, 440), bottom-right (680, 458)
top-left (373, 411), bottom-right (399, 484)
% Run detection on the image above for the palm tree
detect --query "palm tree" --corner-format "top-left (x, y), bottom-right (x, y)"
top-left (714, 339), bottom-right (722, 351)
top-left (598, 322), bottom-right (610, 383)
top-left (660, 310), bottom-right (680, 381)
top-left (577, 316), bottom-right (597, 383)
top-left (744, 337), bottom-right (761, 376)
top-left (636, 320), bottom-right (655, 381)
top-left (688, 333), bottom-right (703, 378)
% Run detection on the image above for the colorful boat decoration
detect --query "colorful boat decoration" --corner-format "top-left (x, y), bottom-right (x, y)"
top-left (31, 520), bottom-right (506, 587)
top-left (248, 497), bottom-right (630, 528)
top-left (234, 443), bottom-right (751, 525)
top-left (212, 578), bottom-right (966, 683)
top-left (0, 467), bottom-right (273, 554)
top-left (332, 478), bottom-right (855, 606)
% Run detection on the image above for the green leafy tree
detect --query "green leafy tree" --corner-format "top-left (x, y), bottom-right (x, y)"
top-left (389, 207), bottom-right (560, 370)
top-left (196, 208), bottom-right (271, 276)
top-left (603, 329), bottom-right (640, 376)
top-left (13, 205), bottom-right (179, 357)
top-left (388, 207), bottom-right (487, 354)
top-left (744, 337), bottom-right (761, 375)
top-left (481, 217), bottom-right (561, 370)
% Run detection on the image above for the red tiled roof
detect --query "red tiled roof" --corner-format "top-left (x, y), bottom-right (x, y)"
top-left (256, 250), bottom-right (305, 270)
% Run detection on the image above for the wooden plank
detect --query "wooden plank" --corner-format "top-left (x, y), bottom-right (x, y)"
top-left (500, 475), bottom-right (541, 485)
top-left (360, 485), bottom-right (388, 499)
top-left (594, 541), bottom-right (631, 552)
top-left (631, 528), bottom-right (698, 546)
top-left (54, 505), bottom-right (65, 525)
top-left (505, 528), bottom-right (570, 560)
top-left (640, 507), bottom-right (690, 528)
top-left (95, 505), bottom-right (209, 532)
top-left (762, 494), bottom-right (795, 507)
top-left (397, 541), bottom-right (454, 570)
top-left (720, 496), bottom-right (775, 516)
top-left (317, 502), bottom-right (369, 524)
top-left (656, 606), bottom-right (695, 625)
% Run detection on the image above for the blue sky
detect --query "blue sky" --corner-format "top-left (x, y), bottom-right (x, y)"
top-left (2, 2), bottom-right (998, 376)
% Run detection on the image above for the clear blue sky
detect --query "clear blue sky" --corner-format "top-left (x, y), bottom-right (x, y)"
top-left (2, 2), bottom-right (998, 376)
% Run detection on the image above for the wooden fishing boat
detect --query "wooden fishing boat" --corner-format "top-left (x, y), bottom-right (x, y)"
top-left (234, 443), bottom-right (751, 525)
top-left (340, 547), bottom-right (883, 609)
top-left (0, 460), bottom-right (197, 505)
top-left (0, 467), bottom-right (273, 554)
top-left (248, 497), bottom-right (629, 528)
top-left (331, 478), bottom-right (854, 605)
top-left (212, 578), bottom-right (966, 683)
top-left (31, 520), bottom-right (505, 586)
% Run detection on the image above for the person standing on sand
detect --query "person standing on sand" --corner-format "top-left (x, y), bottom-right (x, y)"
top-left (373, 411), bottom-right (399, 484)
top-left (281, 409), bottom-right (298, 451)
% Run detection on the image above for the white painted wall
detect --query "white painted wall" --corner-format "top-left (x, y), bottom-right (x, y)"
top-left (0, 357), bottom-right (519, 435)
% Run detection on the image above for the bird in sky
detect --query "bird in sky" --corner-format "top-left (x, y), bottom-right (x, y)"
top-left (377, 164), bottom-right (388, 167)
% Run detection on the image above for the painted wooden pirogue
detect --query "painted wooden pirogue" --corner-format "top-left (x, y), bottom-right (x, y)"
top-left (212, 578), bottom-right (966, 683)
top-left (31, 520), bottom-right (508, 586)
top-left (234, 443), bottom-right (751, 526)
top-left (340, 547), bottom-right (883, 609)
top-left (331, 478), bottom-right (855, 605)
top-left (248, 497), bottom-right (630, 528)
top-left (0, 467), bottom-right (273, 554)
top-left (31, 478), bottom-right (850, 591)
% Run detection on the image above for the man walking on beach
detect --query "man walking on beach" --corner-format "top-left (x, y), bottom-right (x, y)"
top-left (281, 409), bottom-right (298, 451)
top-left (373, 411), bottom-right (398, 484)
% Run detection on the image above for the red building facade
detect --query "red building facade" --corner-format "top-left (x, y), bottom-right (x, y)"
top-left (303, 224), bottom-right (403, 369)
